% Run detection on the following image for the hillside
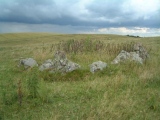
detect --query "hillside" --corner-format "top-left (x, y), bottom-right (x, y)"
top-left (0, 33), bottom-right (160, 120)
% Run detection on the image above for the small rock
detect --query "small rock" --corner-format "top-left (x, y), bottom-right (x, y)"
top-left (65, 61), bottom-right (81, 72)
top-left (19, 58), bottom-right (38, 69)
top-left (39, 59), bottom-right (53, 71)
top-left (90, 61), bottom-right (107, 73)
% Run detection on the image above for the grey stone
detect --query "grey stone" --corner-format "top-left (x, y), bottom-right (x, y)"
top-left (133, 43), bottom-right (149, 60)
top-left (111, 50), bottom-right (143, 64)
top-left (90, 61), bottom-right (107, 73)
top-left (65, 61), bottom-right (81, 72)
top-left (19, 58), bottom-right (38, 69)
top-left (111, 50), bottom-right (130, 64)
top-left (130, 52), bottom-right (143, 64)
top-left (40, 51), bottom-right (81, 73)
top-left (39, 59), bottom-right (53, 71)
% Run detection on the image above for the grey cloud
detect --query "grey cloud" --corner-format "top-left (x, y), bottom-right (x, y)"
top-left (0, 22), bottom-right (160, 37)
top-left (86, 0), bottom-right (160, 28)
top-left (0, 0), bottom-right (159, 34)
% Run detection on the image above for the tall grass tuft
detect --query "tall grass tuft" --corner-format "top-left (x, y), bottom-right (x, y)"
top-left (17, 79), bottom-right (23, 106)
top-left (56, 39), bottom-right (136, 55)
top-left (27, 71), bottom-right (39, 98)
top-left (56, 39), bottom-right (105, 54)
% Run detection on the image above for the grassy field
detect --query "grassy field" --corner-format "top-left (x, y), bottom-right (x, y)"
top-left (0, 33), bottom-right (160, 120)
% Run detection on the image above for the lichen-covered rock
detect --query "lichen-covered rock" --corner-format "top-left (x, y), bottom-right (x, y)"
top-left (39, 59), bottom-right (53, 71)
top-left (65, 61), bottom-right (81, 72)
top-left (130, 52), bottom-right (143, 64)
top-left (133, 43), bottom-right (149, 60)
top-left (111, 50), bottom-right (130, 64)
top-left (39, 51), bottom-right (81, 73)
top-left (19, 58), bottom-right (38, 69)
top-left (111, 50), bottom-right (143, 64)
top-left (90, 61), bottom-right (107, 73)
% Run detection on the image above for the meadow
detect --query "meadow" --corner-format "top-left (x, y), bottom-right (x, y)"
top-left (0, 33), bottom-right (160, 120)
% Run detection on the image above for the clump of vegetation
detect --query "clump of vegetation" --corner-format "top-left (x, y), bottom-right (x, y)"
top-left (27, 71), bottom-right (39, 98)
top-left (56, 39), bottom-right (135, 55)
top-left (0, 77), bottom-right (17, 105)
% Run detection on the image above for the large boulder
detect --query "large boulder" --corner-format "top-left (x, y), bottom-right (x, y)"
top-left (111, 50), bottom-right (143, 64)
top-left (90, 61), bottom-right (107, 73)
top-left (19, 58), bottom-right (38, 69)
top-left (39, 51), bottom-right (81, 73)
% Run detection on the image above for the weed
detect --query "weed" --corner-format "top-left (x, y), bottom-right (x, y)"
top-left (17, 79), bottom-right (23, 106)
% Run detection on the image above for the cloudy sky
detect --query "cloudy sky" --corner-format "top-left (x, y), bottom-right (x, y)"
top-left (0, 0), bottom-right (160, 36)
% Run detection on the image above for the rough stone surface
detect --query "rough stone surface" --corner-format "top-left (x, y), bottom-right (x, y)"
top-left (39, 51), bottom-right (81, 73)
top-left (130, 52), bottom-right (143, 64)
top-left (111, 50), bottom-right (130, 64)
top-left (39, 59), bottom-right (53, 71)
top-left (90, 61), bottom-right (107, 73)
top-left (64, 61), bottom-right (81, 73)
top-left (133, 43), bottom-right (149, 60)
top-left (19, 58), bottom-right (38, 69)
top-left (112, 50), bottom-right (143, 64)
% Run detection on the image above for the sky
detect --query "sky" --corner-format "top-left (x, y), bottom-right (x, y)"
top-left (0, 0), bottom-right (160, 36)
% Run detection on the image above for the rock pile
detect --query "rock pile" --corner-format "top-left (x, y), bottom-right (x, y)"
top-left (39, 51), bottom-right (81, 73)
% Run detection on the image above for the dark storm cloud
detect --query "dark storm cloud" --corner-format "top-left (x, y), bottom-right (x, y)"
top-left (0, 0), bottom-right (159, 28)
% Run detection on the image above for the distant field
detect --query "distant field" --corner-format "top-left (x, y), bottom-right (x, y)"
top-left (0, 33), bottom-right (160, 120)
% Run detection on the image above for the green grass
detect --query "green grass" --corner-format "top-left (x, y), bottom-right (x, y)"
top-left (0, 33), bottom-right (160, 120)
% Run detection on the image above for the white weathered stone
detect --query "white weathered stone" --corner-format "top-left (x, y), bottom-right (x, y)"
top-left (90, 61), bottom-right (107, 73)
top-left (19, 58), bottom-right (38, 69)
